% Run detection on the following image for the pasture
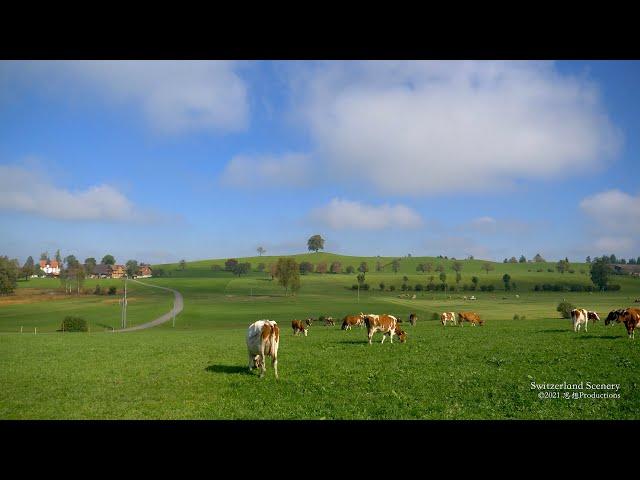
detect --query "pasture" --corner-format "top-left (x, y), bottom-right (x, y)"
top-left (1, 253), bottom-right (639, 419)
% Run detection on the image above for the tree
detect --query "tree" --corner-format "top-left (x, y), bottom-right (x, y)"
top-left (376, 261), bottom-right (383, 272)
top-left (590, 258), bottom-right (611, 290)
top-left (64, 255), bottom-right (79, 269)
top-left (257, 263), bottom-right (266, 272)
top-left (416, 263), bottom-right (425, 273)
top-left (439, 272), bottom-right (447, 284)
top-left (84, 257), bottom-right (97, 275)
top-left (456, 272), bottom-right (462, 285)
top-left (101, 254), bottom-right (115, 265)
top-left (22, 256), bottom-right (35, 280)
top-left (451, 261), bottom-right (463, 273)
top-left (391, 259), bottom-right (400, 273)
top-left (435, 264), bottom-right (444, 273)
top-left (0, 256), bottom-right (19, 294)
top-left (481, 262), bottom-right (494, 274)
top-left (423, 262), bottom-right (433, 273)
top-left (346, 265), bottom-right (355, 274)
top-left (534, 253), bottom-right (545, 262)
top-left (502, 273), bottom-right (511, 290)
top-left (586, 256), bottom-right (591, 263)
top-left (274, 258), bottom-right (300, 295)
top-left (233, 262), bottom-right (251, 276)
top-left (307, 234), bottom-right (325, 253)
top-left (55, 249), bottom-right (62, 265)
top-left (256, 246), bottom-right (266, 256)
top-left (609, 254), bottom-right (618, 264)
top-left (126, 260), bottom-right (139, 278)
top-left (358, 262), bottom-right (369, 273)
top-left (471, 276), bottom-right (479, 289)
top-left (509, 257), bottom-right (518, 263)
top-left (224, 258), bottom-right (238, 272)
top-left (519, 255), bottom-right (526, 263)
top-left (268, 263), bottom-right (277, 280)
top-left (357, 273), bottom-right (366, 286)
top-left (40, 252), bottom-right (49, 261)
top-left (330, 261), bottom-right (342, 274)
top-left (316, 262), bottom-right (328, 274)
top-left (503, 258), bottom-right (508, 263)
top-left (556, 259), bottom-right (569, 274)
top-left (379, 281), bottom-right (385, 291)
top-left (179, 259), bottom-right (187, 270)
top-left (300, 262), bottom-right (314, 275)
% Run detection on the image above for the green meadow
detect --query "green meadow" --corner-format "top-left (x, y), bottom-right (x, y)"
top-left (1, 253), bottom-right (639, 419)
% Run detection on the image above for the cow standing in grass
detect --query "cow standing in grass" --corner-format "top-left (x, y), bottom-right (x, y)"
top-left (458, 312), bottom-right (483, 326)
top-left (342, 313), bottom-right (365, 330)
top-left (363, 314), bottom-right (407, 344)
top-left (440, 312), bottom-right (457, 326)
top-left (587, 311), bottom-right (600, 324)
top-left (291, 319), bottom-right (309, 336)
top-left (409, 313), bottom-right (418, 326)
top-left (570, 308), bottom-right (589, 333)
top-left (607, 308), bottom-right (640, 339)
top-left (246, 320), bottom-right (280, 378)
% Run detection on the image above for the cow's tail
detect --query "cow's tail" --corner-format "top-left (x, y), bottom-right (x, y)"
top-left (364, 316), bottom-right (371, 330)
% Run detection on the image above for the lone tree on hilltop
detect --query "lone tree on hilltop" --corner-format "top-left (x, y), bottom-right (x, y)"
top-left (533, 253), bottom-right (545, 263)
top-left (481, 262), bottom-right (494, 274)
top-left (257, 246), bottom-right (266, 256)
top-left (224, 258), bottom-right (238, 272)
top-left (275, 258), bottom-right (300, 295)
top-left (307, 234), bottom-right (325, 253)
top-left (179, 259), bottom-right (187, 270)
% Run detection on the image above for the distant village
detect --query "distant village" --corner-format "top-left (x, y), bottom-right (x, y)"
top-left (37, 259), bottom-right (152, 279)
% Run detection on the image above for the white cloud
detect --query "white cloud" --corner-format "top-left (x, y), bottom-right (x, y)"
top-left (2, 60), bottom-right (248, 134)
top-left (286, 61), bottom-right (621, 194)
top-left (0, 165), bottom-right (140, 221)
top-left (219, 152), bottom-right (312, 188)
top-left (580, 189), bottom-right (640, 232)
top-left (310, 198), bottom-right (423, 230)
top-left (580, 189), bottom-right (640, 256)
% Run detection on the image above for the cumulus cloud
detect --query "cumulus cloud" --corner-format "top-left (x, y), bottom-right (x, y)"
top-left (219, 152), bottom-right (312, 188)
top-left (0, 165), bottom-right (140, 221)
top-left (310, 198), bottom-right (423, 230)
top-left (286, 60), bottom-right (621, 194)
top-left (579, 189), bottom-right (640, 256)
top-left (1, 60), bottom-right (248, 134)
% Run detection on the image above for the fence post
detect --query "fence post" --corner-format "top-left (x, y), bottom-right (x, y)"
top-left (20, 326), bottom-right (23, 334)
top-left (35, 327), bottom-right (37, 335)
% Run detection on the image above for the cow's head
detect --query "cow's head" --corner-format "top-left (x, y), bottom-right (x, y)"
top-left (395, 326), bottom-right (407, 343)
top-left (305, 318), bottom-right (313, 326)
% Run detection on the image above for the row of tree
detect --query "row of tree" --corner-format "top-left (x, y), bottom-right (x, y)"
top-left (586, 255), bottom-right (640, 265)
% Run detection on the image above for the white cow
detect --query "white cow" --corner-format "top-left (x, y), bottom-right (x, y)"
top-left (570, 308), bottom-right (589, 333)
top-left (246, 320), bottom-right (280, 378)
top-left (440, 312), bottom-right (457, 326)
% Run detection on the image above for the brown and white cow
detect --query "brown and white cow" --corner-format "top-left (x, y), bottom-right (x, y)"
top-left (409, 313), bottom-right (418, 326)
top-left (619, 308), bottom-right (640, 339)
top-left (570, 308), bottom-right (589, 333)
top-left (458, 311), bottom-right (483, 326)
top-left (440, 312), bottom-right (457, 326)
top-left (363, 314), bottom-right (407, 344)
top-left (246, 320), bottom-right (280, 378)
top-left (342, 312), bottom-right (365, 330)
top-left (323, 316), bottom-right (335, 326)
top-left (605, 309), bottom-right (626, 326)
top-left (587, 311), bottom-right (600, 323)
top-left (292, 319), bottom-right (308, 336)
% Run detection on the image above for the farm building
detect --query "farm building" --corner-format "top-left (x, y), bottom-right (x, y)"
top-left (91, 264), bottom-right (113, 279)
top-left (39, 259), bottom-right (60, 276)
top-left (137, 264), bottom-right (153, 278)
top-left (613, 264), bottom-right (640, 276)
top-left (111, 265), bottom-right (126, 279)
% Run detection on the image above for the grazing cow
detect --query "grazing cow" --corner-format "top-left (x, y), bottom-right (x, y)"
top-left (323, 316), bottom-right (335, 326)
top-left (342, 313), bottom-right (365, 330)
top-left (458, 311), bottom-right (483, 326)
top-left (587, 311), bottom-right (600, 323)
top-left (246, 320), bottom-right (280, 378)
top-left (605, 309), bottom-right (626, 326)
top-left (409, 313), bottom-right (418, 326)
top-left (291, 319), bottom-right (308, 336)
top-left (620, 308), bottom-right (640, 339)
top-left (440, 312), bottom-right (457, 326)
top-left (570, 308), bottom-right (589, 333)
top-left (363, 314), bottom-right (406, 344)
top-left (305, 318), bottom-right (313, 326)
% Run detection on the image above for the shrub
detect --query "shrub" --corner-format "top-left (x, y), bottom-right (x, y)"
top-left (389, 285), bottom-right (396, 292)
top-left (407, 285), bottom-right (413, 291)
top-left (568, 269), bottom-right (575, 274)
top-left (108, 286), bottom-right (117, 295)
top-left (379, 282), bottom-right (385, 291)
top-left (59, 316), bottom-right (88, 332)
top-left (606, 284), bottom-right (621, 291)
top-left (94, 284), bottom-right (102, 295)
top-left (534, 284), bottom-right (541, 291)
top-left (351, 284), bottom-right (358, 290)
top-left (513, 314), bottom-right (520, 320)
top-left (362, 283), bottom-right (370, 291)
top-left (432, 312), bottom-right (440, 321)
top-left (414, 283), bottom-right (423, 291)
top-left (547, 268), bottom-right (554, 273)
top-left (401, 283), bottom-right (408, 291)
top-left (487, 285), bottom-right (495, 292)
top-left (521, 315), bottom-right (526, 320)
top-left (346, 266), bottom-right (355, 274)
top-left (556, 301), bottom-right (575, 319)
top-left (537, 268), bottom-right (543, 272)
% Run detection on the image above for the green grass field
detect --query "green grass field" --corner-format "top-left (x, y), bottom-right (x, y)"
top-left (1, 254), bottom-right (639, 419)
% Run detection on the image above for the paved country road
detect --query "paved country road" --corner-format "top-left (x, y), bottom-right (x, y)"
top-left (116, 279), bottom-right (183, 332)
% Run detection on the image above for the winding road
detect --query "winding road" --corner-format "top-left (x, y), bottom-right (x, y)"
top-left (115, 279), bottom-right (183, 332)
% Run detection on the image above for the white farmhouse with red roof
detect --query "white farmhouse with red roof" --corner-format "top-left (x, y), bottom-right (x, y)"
top-left (39, 259), bottom-right (61, 276)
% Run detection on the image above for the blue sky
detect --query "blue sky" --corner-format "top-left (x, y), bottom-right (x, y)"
top-left (1, 60), bottom-right (639, 265)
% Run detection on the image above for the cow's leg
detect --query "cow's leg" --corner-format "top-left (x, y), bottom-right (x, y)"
top-left (389, 330), bottom-right (394, 344)
top-left (368, 330), bottom-right (373, 344)
top-left (381, 332), bottom-right (386, 344)
top-left (272, 355), bottom-right (278, 379)
top-left (248, 352), bottom-right (254, 372)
